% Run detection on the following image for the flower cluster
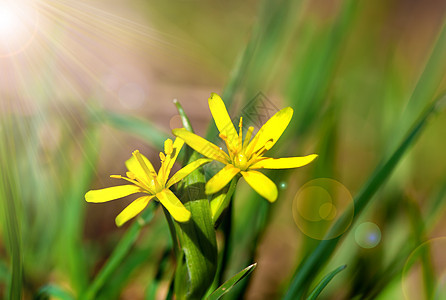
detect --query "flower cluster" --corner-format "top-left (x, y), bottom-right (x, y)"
top-left (85, 93), bottom-right (317, 226)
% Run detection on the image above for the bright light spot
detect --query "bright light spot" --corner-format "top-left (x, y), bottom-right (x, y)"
top-left (0, 1), bottom-right (38, 56)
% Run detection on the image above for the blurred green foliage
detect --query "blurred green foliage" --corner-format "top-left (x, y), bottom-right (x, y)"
top-left (1, 0), bottom-right (446, 299)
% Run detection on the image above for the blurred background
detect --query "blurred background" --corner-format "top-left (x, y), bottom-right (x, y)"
top-left (1, 0), bottom-right (446, 299)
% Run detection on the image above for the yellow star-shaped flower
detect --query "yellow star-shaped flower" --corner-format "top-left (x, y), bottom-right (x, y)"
top-left (85, 138), bottom-right (211, 226)
top-left (173, 93), bottom-right (317, 203)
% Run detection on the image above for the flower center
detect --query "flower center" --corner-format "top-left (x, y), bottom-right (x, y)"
top-left (235, 152), bottom-right (248, 170)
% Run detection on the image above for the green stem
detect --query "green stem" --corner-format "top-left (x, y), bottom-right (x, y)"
top-left (162, 206), bottom-right (180, 259)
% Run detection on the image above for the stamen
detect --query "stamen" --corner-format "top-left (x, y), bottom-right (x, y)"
top-left (159, 152), bottom-right (166, 162)
top-left (243, 126), bottom-right (254, 149)
top-left (164, 139), bottom-right (173, 155)
top-left (238, 117), bottom-right (243, 147)
top-left (219, 133), bottom-right (235, 158)
top-left (110, 175), bottom-right (121, 179)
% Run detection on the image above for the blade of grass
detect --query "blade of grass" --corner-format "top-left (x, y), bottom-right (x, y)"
top-left (283, 94), bottom-right (445, 299)
top-left (393, 21), bottom-right (446, 146)
top-left (206, 0), bottom-right (304, 141)
top-left (83, 205), bottom-right (155, 300)
top-left (97, 110), bottom-right (169, 150)
top-left (306, 265), bottom-right (347, 300)
top-left (0, 118), bottom-right (23, 300)
top-left (207, 263), bottom-right (257, 300)
top-left (60, 124), bottom-right (100, 293)
top-left (35, 285), bottom-right (75, 300)
top-left (286, 0), bottom-right (359, 135)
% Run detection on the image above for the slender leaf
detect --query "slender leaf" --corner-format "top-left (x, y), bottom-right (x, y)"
top-left (98, 110), bottom-right (169, 150)
top-left (35, 285), bottom-right (75, 300)
top-left (0, 118), bottom-right (23, 300)
top-left (306, 265), bottom-right (347, 300)
top-left (207, 263), bottom-right (257, 300)
top-left (283, 94), bottom-right (445, 299)
top-left (83, 206), bottom-right (155, 300)
top-left (174, 100), bottom-right (217, 299)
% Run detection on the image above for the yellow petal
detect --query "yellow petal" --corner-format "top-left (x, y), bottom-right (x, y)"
top-left (247, 107), bottom-right (293, 154)
top-left (166, 158), bottom-right (212, 188)
top-left (172, 128), bottom-right (229, 164)
top-left (156, 189), bottom-right (191, 222)
top-left (208, 93), bottom-right (239, 150)
top-left (205, 164), bottom-right (240, 195)
top-left (125, 151), bottom-right (156, 185)
top-left (115, 195), bottom-right (154, 227)
top-left (160, 138), bottom-right (184, 184)
top-left (241, 171), bottom-right (278, 202)
top-left (250, 154), bottom-right (318, 169)
top-left (85, 185), bottom-right (142, 203)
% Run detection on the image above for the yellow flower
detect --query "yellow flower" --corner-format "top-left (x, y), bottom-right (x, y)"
top-left (173, 93), bottom-right (317, 203)
top-left (85, 138), bottom-right (211, 226)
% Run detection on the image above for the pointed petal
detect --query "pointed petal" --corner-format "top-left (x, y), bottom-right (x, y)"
top-left (205, 164), bottom-right (240, 195)
top-left (125, 151), bottom-right (156, 185)
top-left (156, 189), bottom-right (191, 222)
top-left (247, 107), bottom-right (293, 154)
top-left (166, 158), bottom-right (212, 188)
top-left (115, 195), bottom-right (154, 227)
top-left (85, 185), bottom-right (142, 203)
top-left (250, 154), bottom-right (318, 169)
top-left (208, 93), bottom-right (239, 150)
top-left (241, 171), bottom-right (278, 202)
top-left (172, 128), bottom-right (229, 164)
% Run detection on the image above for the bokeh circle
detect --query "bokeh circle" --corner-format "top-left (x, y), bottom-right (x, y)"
top-left (354, 222), bottom-right (381, 248)
top-left (292, 178), bottom-right (354, 240)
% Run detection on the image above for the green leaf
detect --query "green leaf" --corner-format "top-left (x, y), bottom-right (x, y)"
top-left (97, 110), bottom-right (169, 149)
top-left (83, 206), bottom-right (155, 300)
top-left (306, 265), bottom-right (346, 300)
top-left (0, 117), bottom-right (23, 300)
top-left (207, 263), bottom-right (257, 300)
top-left (283, 93), bottom-right (446, 300)
top-left (35, 285), bottom-right (75, 300)
top-left (174, 100), bottom-right (218, 299)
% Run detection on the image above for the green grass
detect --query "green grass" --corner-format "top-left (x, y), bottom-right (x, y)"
top-left (1, 0), bottom-right (445, 299)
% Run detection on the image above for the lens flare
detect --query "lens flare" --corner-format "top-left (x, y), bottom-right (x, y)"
top-left (292, 178), bottom-right (354, 240)
top-left (0, 1), bottom-right (39, 56)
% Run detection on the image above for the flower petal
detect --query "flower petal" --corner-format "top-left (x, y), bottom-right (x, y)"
top-left (241, 171), bottom-right (278, 202)
top-left (172, 128), bottom-right (229, 164)
top-left (85, 185), bottom-right (142, 203)
top-left (125, 151), bottom-right (156, 185)
top-left (205, 164), bottom-right (240, 195)
top-left (247, 107), bottom-right (293, 154)
top-left (250, 154), bottom-right (318, 169)
top-left (159, 138), bottom-right (184, 184)
top-left (166, 158), bottom-right (212, 188)
top-left (115, 195), bottom-right (154, 227)
top-left (156, 189), bottom-right (191, 222)
top-left (208, 93), bottom-right (239, 150)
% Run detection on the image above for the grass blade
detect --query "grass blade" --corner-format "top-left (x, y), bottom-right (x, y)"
top-left (35, 285), bottom-right (75, 300)
top-left (283, 94), bottom-right (445, 299)
top-left (0, 118), bottom-right (23, 300)
top-left (83, 206), bottom-right (155, 300)
top-left (306, 265), bottom-right (347, 300)
top-left (97, 110), bottom-right (169, 149)
top-left (207, 263), bottom-right (257, 300)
